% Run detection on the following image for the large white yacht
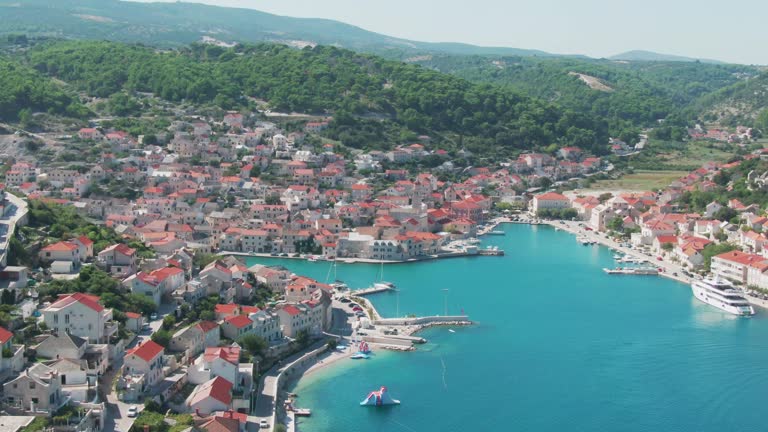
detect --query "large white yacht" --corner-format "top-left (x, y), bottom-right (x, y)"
top-left (691, 277), bottom-right (755, 316)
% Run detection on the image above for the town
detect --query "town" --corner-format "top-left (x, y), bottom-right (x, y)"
top-left (0, 108), bottom-right (764, 432)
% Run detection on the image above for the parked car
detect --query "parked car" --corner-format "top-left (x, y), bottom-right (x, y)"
top-left (150, 313), bottom-right (158, 320)
top-left (340, 298), bottom-right (351, 303)
top-left (260, 420), bottom-right (269, 429)
top-left (127, 406), bottom-right (138, 418)
top-left (352, 307), bottom-right (363, 312)
top-left (656, 257), bottom-right (663, 261)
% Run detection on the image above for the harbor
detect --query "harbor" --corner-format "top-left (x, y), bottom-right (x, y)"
top-left (288, 222), bottom-right (768, 432)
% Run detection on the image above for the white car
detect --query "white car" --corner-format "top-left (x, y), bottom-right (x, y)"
top-left (127, 406), bottom-right (138, 418)
top-left (150, 313), bottom-right (158, 320)
top-left (259, 419), bottom-right (269, 429)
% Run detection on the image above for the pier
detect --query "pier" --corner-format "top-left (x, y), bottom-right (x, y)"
top-left (478, 248), bottom-right (505, 256)
top-left (352, 285), bottom-right (395, 296)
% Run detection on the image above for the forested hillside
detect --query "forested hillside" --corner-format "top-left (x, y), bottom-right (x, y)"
top-left (27, 41), bottom-right (610, 155)
top-left (411, 55), bottom-right (758, 138)
top-left (693, 71), bottom-right (768, 126)
top-left (0, 56), bottom-right (89, 121)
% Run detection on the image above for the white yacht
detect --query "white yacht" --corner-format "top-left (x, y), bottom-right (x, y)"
top-left (691, 277), bottom-right (755, 316)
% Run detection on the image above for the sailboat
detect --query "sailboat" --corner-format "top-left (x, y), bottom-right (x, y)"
top-left (325, 260), bottom-right (348, 291)
top-left (372, 259), bottom-right (396, 290)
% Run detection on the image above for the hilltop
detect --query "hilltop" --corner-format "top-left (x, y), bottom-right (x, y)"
top-left (0, 0), bottom-right (557, 58)
top-left (610, 50), bottom-right (725, 64)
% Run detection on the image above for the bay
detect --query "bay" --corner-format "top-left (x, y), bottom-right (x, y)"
top-left (246, 224), bottom-right (768, 432)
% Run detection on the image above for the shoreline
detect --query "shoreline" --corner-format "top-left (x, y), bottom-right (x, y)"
top-left (537, 219), bottom-right (694, 285)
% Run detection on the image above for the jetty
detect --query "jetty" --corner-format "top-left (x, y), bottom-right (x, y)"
top-left (603, 267), bottom-right (660, 275)
top-left (353, 285), bottom-right (395, 296)
top-left (478, 248), bottom-right (505, 256)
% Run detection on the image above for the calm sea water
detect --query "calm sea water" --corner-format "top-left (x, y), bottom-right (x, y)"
top-left (246, 224), bottom-right (768, 432)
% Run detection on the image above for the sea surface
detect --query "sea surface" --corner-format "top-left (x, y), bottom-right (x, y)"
top-left (246, 224), bottom-right (768, 432)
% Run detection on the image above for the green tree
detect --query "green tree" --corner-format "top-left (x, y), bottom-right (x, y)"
top-left (238, 333), bottom-right (268, 357)
top-left (151, 330), bottom-right (172, 347)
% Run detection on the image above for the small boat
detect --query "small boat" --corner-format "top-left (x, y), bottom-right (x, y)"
top-left (448, 329), bottom-right (456, 333)
top-left (487, 230), bottom-right (505, 236)
top-left (360, 386), bottom-right (400, 406)
top-left (351, 353), bottom-right (370, 360)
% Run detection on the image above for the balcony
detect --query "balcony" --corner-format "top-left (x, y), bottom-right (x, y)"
top-left (104, 321), bottom-right (119, 338)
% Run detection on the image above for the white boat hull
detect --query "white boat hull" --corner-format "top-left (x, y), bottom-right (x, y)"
top-left (691, 284), bottom-right (755, 316)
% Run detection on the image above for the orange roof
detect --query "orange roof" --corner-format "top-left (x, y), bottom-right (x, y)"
top-left (125, 312), bottom-right (142, 319)
top-left (126, 340), bottom-right (164, 362)
top-left (535, 192), bottom-right (569, 201)
top-left (215, 304), bottom-right (239, 315)
top-left (42, 241), bottom-right (78, 252)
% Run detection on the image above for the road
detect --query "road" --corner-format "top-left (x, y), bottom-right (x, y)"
top-left (252, 302), bottom-right (353, 431)
top-left (103, 302), bottom-right (178, 431)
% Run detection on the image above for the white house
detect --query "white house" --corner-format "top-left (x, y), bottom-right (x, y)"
top-left (42, 293), bottom-right (117, 344)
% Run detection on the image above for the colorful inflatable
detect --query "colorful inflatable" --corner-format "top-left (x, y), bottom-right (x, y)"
top-left (360, 386), bottom-right (401, 406)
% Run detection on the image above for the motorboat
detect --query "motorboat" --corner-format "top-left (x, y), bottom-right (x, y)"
top-left (351, 353), bottom-right (370, 360)
top-left (691, 277), bottom-right (755, 316)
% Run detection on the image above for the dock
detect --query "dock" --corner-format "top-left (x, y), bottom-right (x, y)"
top-left (352, 285), bottom-right (395, 296)
top-left (478, 248), bottom-right (505, 256)
top-left (603, 267), bottom-right (659, 275)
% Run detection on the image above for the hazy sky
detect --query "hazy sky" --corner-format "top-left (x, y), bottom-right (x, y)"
top-left (129, 0), bottom-right (768, 64)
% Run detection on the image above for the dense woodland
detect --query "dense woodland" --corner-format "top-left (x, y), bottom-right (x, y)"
top-left (0, 55), bottom-right (89, 121)
top-left (26, 41), bottom-right (610, 155)
top-left (413, 55), bottom-right (761, 140)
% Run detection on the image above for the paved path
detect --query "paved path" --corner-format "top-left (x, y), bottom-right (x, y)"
top-left (104, 302), bottom-right (177, 430)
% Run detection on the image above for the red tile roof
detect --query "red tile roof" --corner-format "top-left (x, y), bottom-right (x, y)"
top-left (126, 340), bottom-right (164, 363)
top-left (224, 315), bottom-right (252, 329)
top-left (125, 312), bottom-right (142, 319)
top-left (204, 347), bottom-right (240, 365)
top-left (535, 192), bottom-right (569, 201)
top-left (49, 293), bottom-right (104, 312)
top-left (282, 305), bottom-right (301, 316)
top-left (196, 320), bottom-right (219, 334)
top-left (0, 326), bottom-right (12, 344)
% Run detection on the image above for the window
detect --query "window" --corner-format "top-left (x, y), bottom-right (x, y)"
top-left (64, 314), bottom-right (70, 324)
top-left (31, 397), bottom-right (38, 404)
top-left (53, 315), bottom-right (58, 324)
top-left (29, 382), bottom-right (35, 389)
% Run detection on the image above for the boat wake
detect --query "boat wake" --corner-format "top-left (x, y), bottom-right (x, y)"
top-left (440, 356), bottom-right (448, 390)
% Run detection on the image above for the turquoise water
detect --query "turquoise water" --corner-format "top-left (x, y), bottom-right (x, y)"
top-left (246, 224), bottom-right (768, 432)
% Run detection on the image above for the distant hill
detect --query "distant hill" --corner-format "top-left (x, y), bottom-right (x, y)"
top-left (0, 0), bottom-right (559, 58)
top-left (610, 50), bottom-right (725, 64)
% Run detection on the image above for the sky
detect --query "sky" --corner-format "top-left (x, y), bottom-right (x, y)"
top-left (129, 0), bottom-right (768, 64)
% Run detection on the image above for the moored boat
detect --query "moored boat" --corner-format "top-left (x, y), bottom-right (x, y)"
top-left (691, 277), bottom-right (755, 316)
